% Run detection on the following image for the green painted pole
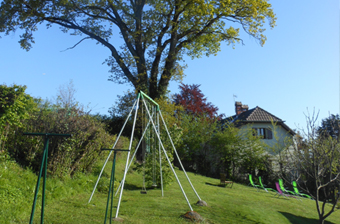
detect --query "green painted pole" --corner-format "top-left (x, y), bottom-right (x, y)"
top-left (41, 136), bottom-right (49, 224)
top-left (29, 137), bottom-right (48, 224)
top-left (102, 149), bottom-right (129, 224)
top-left (25, 133), bottom-right (71, 224)
top-left (104, 171), bottom-right (111, 223)
top-left (104, 151), bottom-right (117, 224)
top-left (110, 151), bottom-right (117, 224)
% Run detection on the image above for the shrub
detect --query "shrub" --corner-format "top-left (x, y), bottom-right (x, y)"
top-left (6, 104), bottom-right (115, 178)
top-left (0, 84), bottom-right (37, 152)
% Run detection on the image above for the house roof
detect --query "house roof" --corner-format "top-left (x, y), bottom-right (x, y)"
top-left (224, 106), bottom-right (295, 135)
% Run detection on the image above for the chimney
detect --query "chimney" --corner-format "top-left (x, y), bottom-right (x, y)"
top-left (235, 101), bottom-right (249, 115)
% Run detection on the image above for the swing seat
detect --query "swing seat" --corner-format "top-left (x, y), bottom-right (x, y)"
top-left (140, 190), bottom-right (147, 194)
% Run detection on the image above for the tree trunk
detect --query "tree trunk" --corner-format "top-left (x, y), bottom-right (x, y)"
top-left (319, 216), bottom-right (325, 224)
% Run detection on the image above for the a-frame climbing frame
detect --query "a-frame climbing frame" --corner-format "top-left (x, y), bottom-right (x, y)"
top-left (88, 91), bottom-right (206, 219)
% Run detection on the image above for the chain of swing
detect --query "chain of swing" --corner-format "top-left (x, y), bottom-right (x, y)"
top-left (141, 100), bottom-right (158, 194)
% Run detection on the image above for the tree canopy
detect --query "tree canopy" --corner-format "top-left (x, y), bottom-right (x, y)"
top-left (173, 83), bottom-right (222, 119)
top-left (318, 114), bottom-right (340, 140)
top-left (0, 0), bottom-right (276, 98)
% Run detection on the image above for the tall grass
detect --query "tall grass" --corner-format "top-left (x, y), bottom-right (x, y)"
top-left (1, 152), bottom-right (340, 224)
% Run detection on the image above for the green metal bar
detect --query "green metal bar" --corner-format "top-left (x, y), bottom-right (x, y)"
top-left (104, 175), bottom-right (111, 223)
top-left (26, 133), bottom-right (70, 224)
top-left (41, 136), bottom-right (49, 224)
top-left (29, 137), bottom-right (48, 224)
top-left (139, 91), bottom-right (159, 111)
top-left (103, 149), bottom-right (129, 223)
top-left (104, 151), bottom-right (116, 224)
top-left (110, 151), bottom-right (118, 224)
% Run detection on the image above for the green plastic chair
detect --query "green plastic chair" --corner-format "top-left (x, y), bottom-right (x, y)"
top-left (249, 174), bottom-right (260, 190)
top-left (278, 179), bottom-right (295, 195)
top-left (292, 181), bottom-right (313, 199)
top-left (259, 177), bottom-right (276, 192)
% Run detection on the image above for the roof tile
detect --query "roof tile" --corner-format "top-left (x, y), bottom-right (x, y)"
top-left (222, 106), bottom-right (295, 135)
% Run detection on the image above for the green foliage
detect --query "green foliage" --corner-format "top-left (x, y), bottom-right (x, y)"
top-left (156, 96), bottom-right (185, 149)
top-left (99, 93), bottom-right (181, 188)
top-left (134, 150), bottom-right (174, 188)
top-left (0, 84), bottom-right (37, 151)
top-left (235, 126), bottom-right (269, 175)
top-left (6, 103), bottom-right (115, 177)
top-left (1, 82), bottom-right (116, 178)
top-left (177, 113), bottom-right (269, 179)
top-left (0, 0), bottom-right (277, 98)
top-left (132, 96), bottom-right (183, 187)
top-left (106, 93), bottom-right (269, 185)
top-left (209, 124), bottom-right (269, 179)
top-left (177, 113), bottom-right (218, 175)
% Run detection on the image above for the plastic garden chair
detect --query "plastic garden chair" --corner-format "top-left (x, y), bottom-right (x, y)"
top-left (274, 182), bottom-right (292, 199)
top-left (259, 177), bottom-right (276, 193)
top-left (275, 182), bottom-right (300, 201)
top-left (292, 181), bottom-right (313, 199)
top-left (248, 174), bottom-right (260, 190)
top-left (278, 179), bottom-right (296, 195)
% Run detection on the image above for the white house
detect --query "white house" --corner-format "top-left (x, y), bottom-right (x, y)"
top-left (224, 102), bottom-right (295, 155)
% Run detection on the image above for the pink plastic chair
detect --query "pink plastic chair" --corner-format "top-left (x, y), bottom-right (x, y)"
top-left (275, 182), bottom-right (298, 199)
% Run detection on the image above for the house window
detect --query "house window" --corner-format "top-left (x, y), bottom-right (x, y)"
top-left (253, 128), bottom-right (273, 139)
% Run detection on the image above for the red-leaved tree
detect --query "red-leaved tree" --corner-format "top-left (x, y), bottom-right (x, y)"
top-left (173, 84), bottom-right (223, 120)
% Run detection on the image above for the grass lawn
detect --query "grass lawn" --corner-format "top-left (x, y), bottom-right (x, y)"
top-left (1, 152), bottom-right (340, 223)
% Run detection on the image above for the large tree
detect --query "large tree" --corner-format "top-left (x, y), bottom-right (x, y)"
top-left (0, 0), bottom-right (276, 98)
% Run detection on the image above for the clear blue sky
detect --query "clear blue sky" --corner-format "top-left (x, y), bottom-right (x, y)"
top-left (1, 0), bottom-right (339, 131)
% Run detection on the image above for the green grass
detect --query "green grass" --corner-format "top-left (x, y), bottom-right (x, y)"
top-left (1, 153), bottom-right (340, 224)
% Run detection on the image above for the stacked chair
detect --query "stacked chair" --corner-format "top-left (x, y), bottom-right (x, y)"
top-left (259, 177), bottom-right (276, 192)
top-left (292, 181), bottom-right (313, 199)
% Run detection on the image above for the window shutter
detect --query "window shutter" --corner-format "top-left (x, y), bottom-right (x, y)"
top-left (267, 129), bottom-right (273, 139)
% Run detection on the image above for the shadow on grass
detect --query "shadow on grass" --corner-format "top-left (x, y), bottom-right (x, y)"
top-left (279, 211), bottom-right (336, 224)
top-left (272, 195), bottom-right (290, 200)
top-left (123, 183), bottom-right (158, 192)
top-left (123, 183), bottom-right (140, 190)
top-left (205, 182), bottom-right (227, 188)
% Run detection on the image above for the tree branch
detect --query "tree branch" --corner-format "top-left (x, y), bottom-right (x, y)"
top-left (44, 16), bottom-right (137, 86)
top-left (60, 37), bottom-right (91, 52)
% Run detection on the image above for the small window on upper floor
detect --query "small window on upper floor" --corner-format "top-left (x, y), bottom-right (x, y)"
top-left (252, 128), bottom-right (273, 139)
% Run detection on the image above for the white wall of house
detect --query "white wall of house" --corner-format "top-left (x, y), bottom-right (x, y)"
top-left (239, 123), bottom-right (293, 155)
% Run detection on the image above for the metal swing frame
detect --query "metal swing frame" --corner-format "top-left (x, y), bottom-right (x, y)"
top-left (142, 100), bottom-right (158, 190)
top-left (88, 91), bottom-right (203, 219)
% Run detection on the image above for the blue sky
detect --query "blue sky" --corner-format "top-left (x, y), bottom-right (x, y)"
top-left (1, 0), bottom-right (339, 131)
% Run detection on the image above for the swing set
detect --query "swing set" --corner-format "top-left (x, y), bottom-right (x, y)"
top-left (140, 97), bottom-right (159, 194)
top-left (88, 91), bottom-right (206, 221)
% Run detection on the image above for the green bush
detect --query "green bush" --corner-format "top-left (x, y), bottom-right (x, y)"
top-left (6, 104), bottom-right (115, 178)
top-left (0, 84), bottom-right (37, 152)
